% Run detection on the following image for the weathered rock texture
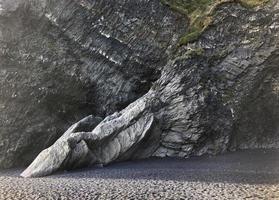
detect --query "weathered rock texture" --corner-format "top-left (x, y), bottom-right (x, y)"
top-left (21, 92), bottom-right (161, 177)
top-left (0, 0), bottom-right (186, 168)
top-left (1, 0), bottom-right (279, 175)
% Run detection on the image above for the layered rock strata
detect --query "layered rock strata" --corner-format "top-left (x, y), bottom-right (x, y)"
top-left (1, 0), bottom-right (279, 177)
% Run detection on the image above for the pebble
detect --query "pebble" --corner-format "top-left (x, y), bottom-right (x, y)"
top-left (0, 150), bottom-right (279, 199)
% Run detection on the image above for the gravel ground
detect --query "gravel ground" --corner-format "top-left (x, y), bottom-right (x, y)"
top-left (0, 149), bottom-right (279, 200)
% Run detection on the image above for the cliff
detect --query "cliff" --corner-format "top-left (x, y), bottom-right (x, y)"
top-left (1, 0), bottom-right (279, 175)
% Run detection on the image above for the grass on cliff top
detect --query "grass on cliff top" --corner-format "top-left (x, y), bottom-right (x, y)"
top-left (160, 0), bottom-right (269, 46)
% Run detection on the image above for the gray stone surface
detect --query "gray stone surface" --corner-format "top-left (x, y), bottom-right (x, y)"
top-left (21, 93), bottom-right (160, 177)
top-left (1, 0), bottom-right (279, 172)
top-left (0, 0), bottom-right (186, 168)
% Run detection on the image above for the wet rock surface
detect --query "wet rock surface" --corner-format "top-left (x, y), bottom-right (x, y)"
top-left (1, 150), bottom-right (279, 199)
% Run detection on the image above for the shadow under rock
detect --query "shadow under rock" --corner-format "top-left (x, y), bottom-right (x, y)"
top-left (45, 149), bottom-right (279, 185)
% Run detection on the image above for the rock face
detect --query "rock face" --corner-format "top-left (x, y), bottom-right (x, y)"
top-left (0, 0), bottom-right (186, 168)
top-left (21, 92), bottom-right (161, 177)
top-left (1, 0), bottom-right (279, 175)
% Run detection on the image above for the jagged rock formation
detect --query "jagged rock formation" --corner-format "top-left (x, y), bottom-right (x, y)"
top-left (0, 0), bottom-right (186, 168)
top-left (21, 92), bottom-right (161, 177)
top-left (1, 0), bottom-right (279, 176)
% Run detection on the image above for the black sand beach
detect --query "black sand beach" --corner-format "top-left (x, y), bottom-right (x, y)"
top-left (0, 150), bottom-right (279, 199)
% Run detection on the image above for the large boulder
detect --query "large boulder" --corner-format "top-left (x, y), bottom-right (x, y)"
top-left (21, 92), bottom-right (161, 177)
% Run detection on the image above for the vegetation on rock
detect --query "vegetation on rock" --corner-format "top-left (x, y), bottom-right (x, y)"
top-left (160, 0), bottom-right (269, 46)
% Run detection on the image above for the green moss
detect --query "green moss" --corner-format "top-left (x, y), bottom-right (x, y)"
top-left (161, 0), bottom-right (269, 46)
top-left (179, 28), bottom-right (202, 45)
top-left (186, 47), bottom-right (205, 57)
top-left (239, 0), bottom-right (269, 8)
